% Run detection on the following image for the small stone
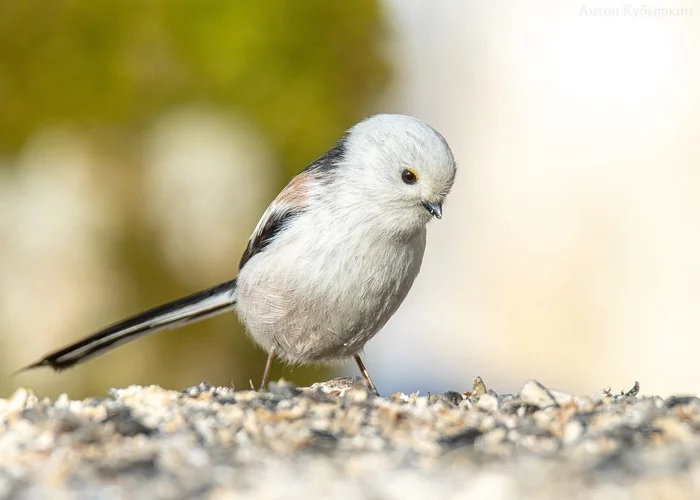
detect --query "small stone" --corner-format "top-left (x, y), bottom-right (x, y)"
top-left (548, 389), bottom-right (574, 406)
top-left (309, 377), bottom-right (356, 394)
top-left (475, 393), bottom-right (499, 413)
top-left (562, 420), bottom-right (585, 443)
top-left (472, 377), bottom-right (487, 397)
top-left (624, 381), bottom-right (641, 397)
top-left (429, 392), bottom-right (463, 406)
top-left (342, 383), bottom-right (372, 404)
top-left (520, 380), bottom-right (559, 409)
top-left (498, 394), bottom-right (517, 405)
top-left (267, 380), bottom-right (299, 398)
top-left (181, 381), bottom-right (214, 397)
top-left (442, 391), bottom-right (464, 406)
top-left (3, 388), bottom-right (30, 416)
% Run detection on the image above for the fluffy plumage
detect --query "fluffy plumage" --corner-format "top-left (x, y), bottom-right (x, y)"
top-left (20, 114), bottom-right (457, 395)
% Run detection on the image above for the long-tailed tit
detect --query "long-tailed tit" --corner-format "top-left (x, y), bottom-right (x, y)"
top-left (20, 114), bottom-right (457, 395)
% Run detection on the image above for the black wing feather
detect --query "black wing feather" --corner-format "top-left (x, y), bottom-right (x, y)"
top-left (239, 208), bottom-right (302, 270)
top-left (238, 133), bottom-right (346, 270)
top-left (301, 134), bottom-right (348, 174)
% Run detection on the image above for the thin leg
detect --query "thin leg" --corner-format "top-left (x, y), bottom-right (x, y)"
top-left (354, 354), bottom-right (380, 396)
top-left (259, 347), bottom-right (276, 391)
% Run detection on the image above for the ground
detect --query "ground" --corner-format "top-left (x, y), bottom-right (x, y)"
top-left (0, 377), bottom-right (698, 499)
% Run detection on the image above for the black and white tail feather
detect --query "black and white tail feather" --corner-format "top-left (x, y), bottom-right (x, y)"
top-left (19, 279), bottom-right (238, 372)
top-left (17, 132), bottom-right (330, 375)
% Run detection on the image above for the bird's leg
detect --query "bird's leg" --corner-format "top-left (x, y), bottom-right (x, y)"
top-left (354, 354), bottom-right (380, 396)
top-left (259, 347), bottom-right (276, 391)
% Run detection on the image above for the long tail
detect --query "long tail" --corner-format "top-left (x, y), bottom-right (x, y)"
top-left (18, 279), bottom-right (238, 372)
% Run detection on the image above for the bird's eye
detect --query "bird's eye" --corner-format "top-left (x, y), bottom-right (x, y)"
top-left (401, 169), bottom-right (418, 185)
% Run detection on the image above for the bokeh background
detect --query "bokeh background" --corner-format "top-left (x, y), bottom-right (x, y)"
top-left (1, 1), bottom-right (698, 399)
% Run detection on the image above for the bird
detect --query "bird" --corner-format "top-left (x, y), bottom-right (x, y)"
top-left (19, 114), bottom-right (457, 396)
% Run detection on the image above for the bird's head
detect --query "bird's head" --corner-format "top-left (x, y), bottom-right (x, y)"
top-left (334, 114), bottom-right (457, 230)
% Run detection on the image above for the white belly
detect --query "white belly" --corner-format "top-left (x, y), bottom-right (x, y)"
top-left (235, 225), bottom-right (426, 363)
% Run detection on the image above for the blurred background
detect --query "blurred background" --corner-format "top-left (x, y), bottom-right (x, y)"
top-left (1, 1), bottom-right (698, 399)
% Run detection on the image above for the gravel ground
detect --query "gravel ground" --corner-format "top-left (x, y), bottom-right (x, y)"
top-left (1, 377), bottom-right (700, 499)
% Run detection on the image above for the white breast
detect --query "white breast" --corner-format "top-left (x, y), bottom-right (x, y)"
top-left (234, 208), bottom-right (426, 364)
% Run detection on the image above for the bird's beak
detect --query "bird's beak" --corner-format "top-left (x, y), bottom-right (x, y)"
top-left (422, 200), bottom-right (443, 219)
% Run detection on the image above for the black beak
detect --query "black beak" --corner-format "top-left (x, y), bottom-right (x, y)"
top-left (422, 201), bottom-right (443, 219)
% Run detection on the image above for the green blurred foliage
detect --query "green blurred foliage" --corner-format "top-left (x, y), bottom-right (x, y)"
top-left (0, 0), bottom-right (390, 171)
top-left (0, 0), bottom-right (391, 396)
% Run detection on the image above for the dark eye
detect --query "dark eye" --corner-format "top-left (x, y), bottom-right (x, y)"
top-left (401, 169), bottom-right (418, 184)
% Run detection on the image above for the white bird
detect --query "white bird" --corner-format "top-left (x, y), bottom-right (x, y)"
top-left (20, 114), bottom-right (457, 395)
